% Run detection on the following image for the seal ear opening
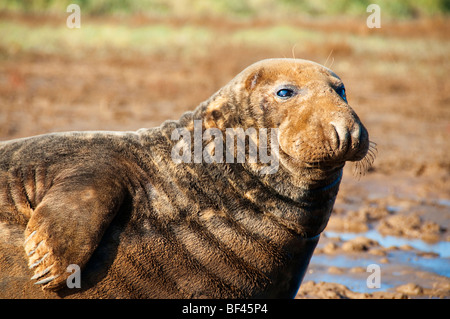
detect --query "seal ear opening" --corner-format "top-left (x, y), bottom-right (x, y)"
top-left (245, 68), bottom-right (265, 91)
top-left (203, 95), bottom-right (229, 129)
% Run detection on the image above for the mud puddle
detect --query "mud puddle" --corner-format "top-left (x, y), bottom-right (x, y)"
top-left (299, 228), bottom-right (450, 298)
top-left (298, 171), bottom-right (450, 299)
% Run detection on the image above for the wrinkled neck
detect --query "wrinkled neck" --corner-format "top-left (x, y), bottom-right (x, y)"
top-left (255, 164), bottom-right (343, 237)
top-left (157, 104), bottom-right (343, 239)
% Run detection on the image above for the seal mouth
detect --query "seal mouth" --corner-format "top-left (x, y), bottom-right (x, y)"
top-left (281, 151), bottom-right (346, 171)
top-left (300, 160), bottom-right (346, 172)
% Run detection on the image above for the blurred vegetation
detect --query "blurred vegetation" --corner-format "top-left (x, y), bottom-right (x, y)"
top-left (1, 4), bottom-right (448, 75)
top-left (0, 0), bottom-right (448, 76)
top-left (0, 0), bottom-right (449, 18)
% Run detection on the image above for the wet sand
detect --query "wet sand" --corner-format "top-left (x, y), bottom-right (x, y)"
top-left (298, 168), bottom-right (450, 299)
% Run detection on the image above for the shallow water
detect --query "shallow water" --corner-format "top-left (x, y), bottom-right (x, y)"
top-left (306, 254), bottom-right (390, 293)
top-left (326, 230), bottom-right (450, 258)
top-left (304, 229), bottom-right (450, 294)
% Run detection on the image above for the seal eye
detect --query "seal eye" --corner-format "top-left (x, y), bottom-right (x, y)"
top-left (335, 86), bottom-right (347, 103)
top-left (276, 89), bottom-right (295, 99)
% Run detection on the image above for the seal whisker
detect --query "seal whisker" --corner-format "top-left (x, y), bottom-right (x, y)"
top-left (291, 44), bottom-right (298, 60)
top-left (354, 161), bottom-right (367, 179)
top-left (367, 142), bottom-right (378, 163)
top-left (352, 140), bottom-right (377, 178)
top-left (324, 49), bottom-right (334, 68)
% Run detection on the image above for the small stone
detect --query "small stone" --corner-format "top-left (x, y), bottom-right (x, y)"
top-left (350, 266), bottom-right (366, 273)
top-left (342, 237), bottom-right (379, 252)
top-left (328, 266), bottom-right (344, 274)
top-left (396, 283), bottom-right (424, 295)
top-left (323, 242), bottom-right (339, 254)
top-left (369, 247), bottom-right (387, 256)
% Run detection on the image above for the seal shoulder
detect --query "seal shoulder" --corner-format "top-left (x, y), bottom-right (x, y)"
top-left (0, 131), bottom-right (146, 290)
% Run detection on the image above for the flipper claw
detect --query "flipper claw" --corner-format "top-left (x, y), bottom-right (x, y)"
top-left (29, 253), bottom-right (49, 269)
top-left (30, 264), bottom-right (53, 280)
top-left (24, 230), bottom-right (37, 245)
top-left (34, 275), bottom-right (59, 285)
top-left (27, 240), bottom-right (43, 257)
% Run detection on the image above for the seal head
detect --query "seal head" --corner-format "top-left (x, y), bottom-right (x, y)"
top-left (203, 58), bottom-right (370, 175)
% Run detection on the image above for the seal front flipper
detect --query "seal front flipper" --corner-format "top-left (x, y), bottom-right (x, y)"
top-left (23, 172), bottom-right (125, 290)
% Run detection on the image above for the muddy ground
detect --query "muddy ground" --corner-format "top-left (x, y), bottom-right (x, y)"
top-left (0, 13), bottom-right (449, 299)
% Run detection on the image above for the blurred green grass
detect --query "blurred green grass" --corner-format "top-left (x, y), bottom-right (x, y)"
top-left (1, 16), bottom-right (448, 79)
top-left (0, 0), bottom-right (448, 81)
top-left (1, 18), bottom-right (446, 53)
top-left (1, 0), bottom-right (450, 18)
top-left (0, 21), bottom-right (215, 58)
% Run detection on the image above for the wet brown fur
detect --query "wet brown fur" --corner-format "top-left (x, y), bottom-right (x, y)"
top-left (0, 59), bottom-right (371, 298)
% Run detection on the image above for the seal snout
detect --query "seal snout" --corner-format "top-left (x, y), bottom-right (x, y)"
top-left (329, 118), bottom-right (369, 162)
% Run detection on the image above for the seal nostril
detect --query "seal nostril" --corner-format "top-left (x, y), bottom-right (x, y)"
top-left (330, 121), bottom-right (350, 156)
top-left (351, 124), bottom-right (361, 140)
top-left (330, 122), bottom-right (344, 146)
top-left (331, 123), bottom-right (340, 150)
top-left (350, 124), bottom-right (362, 149)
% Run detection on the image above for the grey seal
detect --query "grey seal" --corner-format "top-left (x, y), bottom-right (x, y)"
top-left (0, 58), bottom-right (374, 298)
